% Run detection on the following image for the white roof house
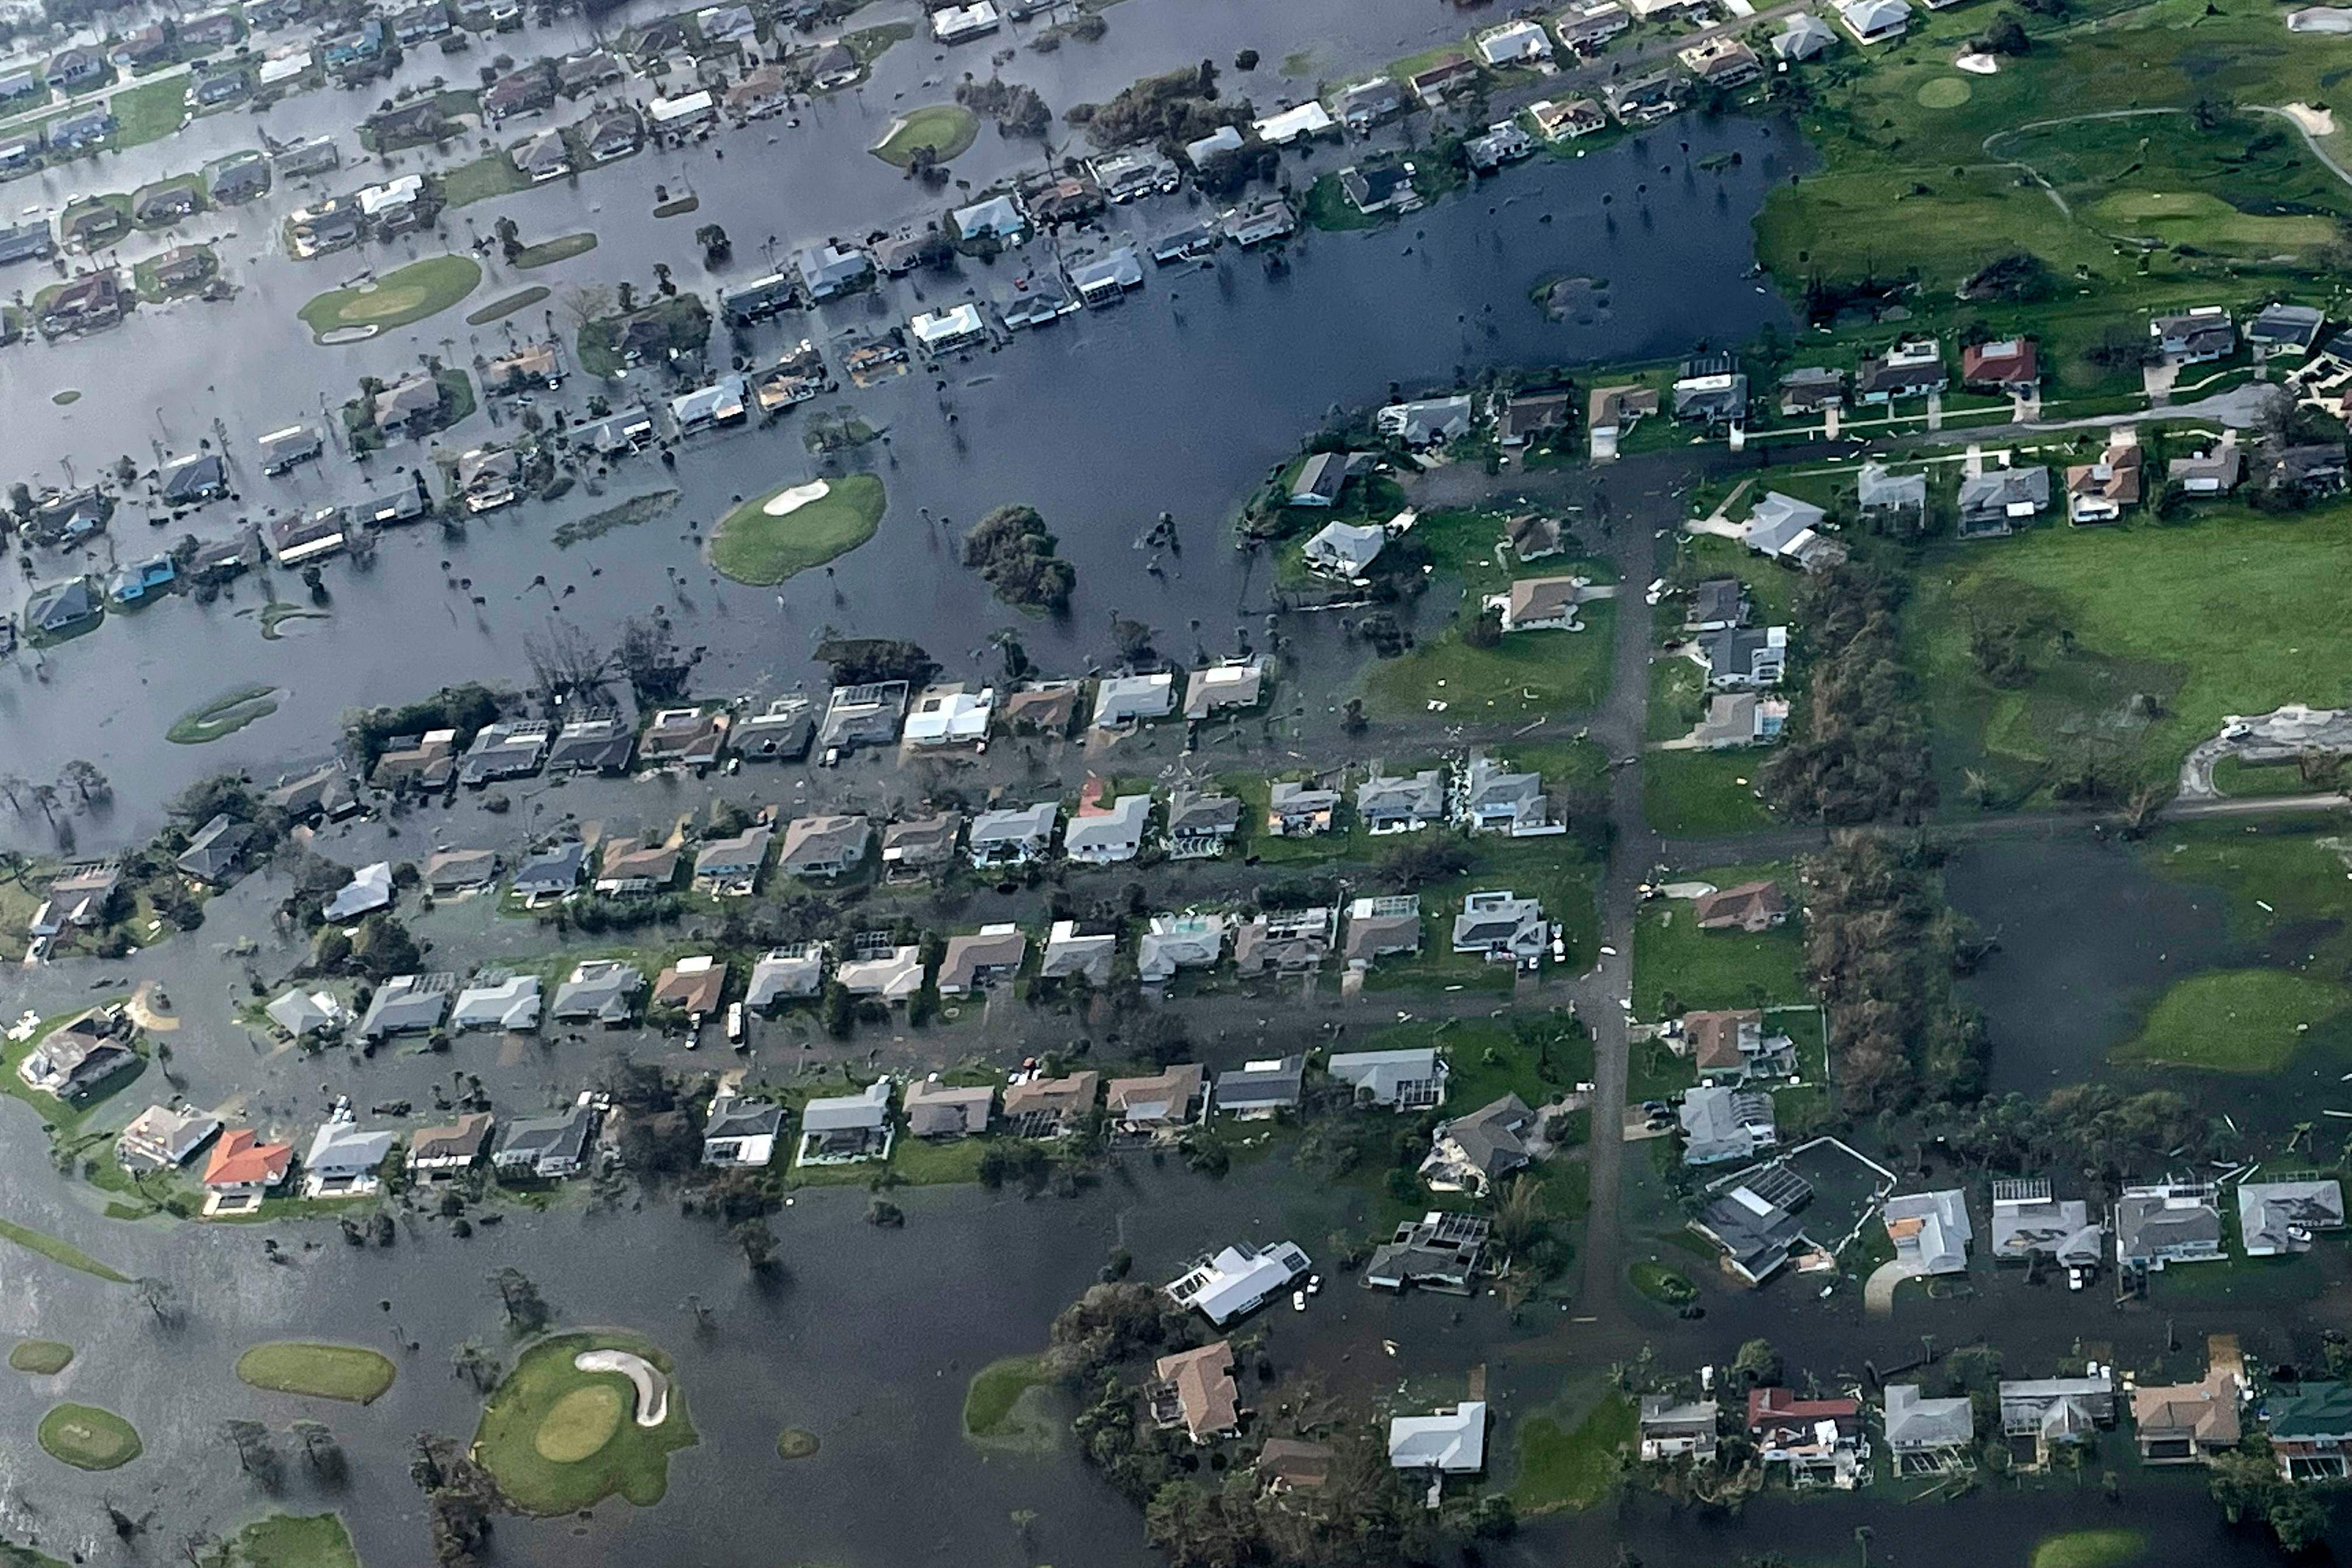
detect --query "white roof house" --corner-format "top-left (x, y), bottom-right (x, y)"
top-left (1838, 0), bottom-right (1912, 41)
top-left (1303, 519), bottom-right (1387, 579)
top-left (1184, 124), bottom-right (1245, 167)
top-left (323, 862), bottom-right (394, 922)
top-left (1093, 671), bottom-right (1175, 729)
top-left (1065, 794), bottom-right (1153, 863)
top-left (1252, 102), bottom-right (1334, 145)
top-left (930, 0), bottom-right (1000, 41)
top-left (909, 302), bottom-right (986, 352)
top-left (950, 193), bottom-right (1026, 240)
top-left (904, 683), bottom-right (996, 746)
top-left (836, 943), bottom-right (925, 999)
top-left (450, 972), bottom-right (542, 1032)
top-left (1166, 1240), bottom-right (1311, 1325)
top-left (1478, 19), bottom-right (1553, 63)
top-left (304, 1119), bottom-right (398, 1197)
top-left (265, 988), bottom-right (346, 1037)
top-left (648, 89), bottom-right (715, 126)
top-left (1883, 1190), bottom-right (1973, 1275)
top-left (1389, 1401), bottom-right (1489, 1472)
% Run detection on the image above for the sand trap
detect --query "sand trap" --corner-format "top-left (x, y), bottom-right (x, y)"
top-left (2283, 101), bottom-right (2338, 135)
top-left (575, 1349), bottom-right (670, 1427)
top-left (1660, 881), bottom-right (1719, 900)
top-left (1954, 51), bottom-right (2000, 74)
top-left (761, 480), bottom-right (832, 517)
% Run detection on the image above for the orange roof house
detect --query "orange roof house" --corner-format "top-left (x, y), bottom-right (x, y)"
top-left (202, 1128), bottom-right (294, 1191)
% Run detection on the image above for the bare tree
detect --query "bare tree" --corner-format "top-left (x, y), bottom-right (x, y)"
top-left (488, 1266), bottom-right (551, 1334)
top-left (58, 760), bottom-right (110, 806)
top-left (522, 620), bottom-right (610, 710)
top-left (450, 1341), bottom-right (504, 1393)
top-left (136, 1276), bottom-right (185, 1328)
top-left (292, 1419), bottom-right (347, 1484)
top-left (559, 282), bottom-right (615, 337)
top-left (218, 1419), bottom-right (281, 1488)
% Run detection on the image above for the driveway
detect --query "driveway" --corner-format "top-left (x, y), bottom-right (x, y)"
top-left (1864, 1258), bottom-right (1927, 1315)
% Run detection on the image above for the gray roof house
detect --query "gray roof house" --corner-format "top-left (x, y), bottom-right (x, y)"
top-left (175, 814), bottom-right (257, 885)
top-left (1212, 1055), bottom-right (1306, 1119)
top-left (1989, 1179), bottom-right (2105, 1267)
top-left (693, 823), bottom-right (774, 895)
top-left (796, 242), bottom-right (874, 300)
top-left (1093, 672), bottom-right (1176, 729)
top-left (2238, 1178), bottom-right (2346, 1257)
top-left (881, 812), bottom-right (964, 874)
top-left (968, 802), bottom-right (1060, 866)
top-left (494, 1104), bottom-right (597, 1179)
top-left (1326, 1047), bottom-right (1448, 1111)
top-left (777, 814), bottom-right (871, 879)
top-left (1458, 753), bottom-right (1557, 836)
top-left (1374, 394), bottom-right (1475, 447)
top-left (265, 989), bottom-right (346, 1038)
top-left (1138, 912), bottom-right (1229, 984)
top-left (1301, 519), bottom-right (1387, 579)
top-left (1857, 461), bottom-right (1928, 521)
top-left (2114, 1182), bottom-right (2224, 1270)
top-left (1233, 908), bottom-right (1338, 973)
top-left (509, 841), bottom-right (587, 901)
top-left (1679, 1085), bottom-right (1777, 1166)
top-left (1884, 1385), bottom-right (1975, 1460)
top-left (544, 713), bottom-right (636, 774)
top-left (816, 680), bottom-right (910, 754)
top-left (1419, 1094), bottom-right (1534, 1195)
top-left (1165, 788), bottom-right (1241, 858)
top-left (702, 1097), bottom-right (785, 1168)
top-left (797, 1079), bottom-right (894, 1165)
top-left (1883, 1190), bottom-right (1973, 1275)
top-left (549, 960), bottom-right (643, 1026)
top-left (1693, 1174), bottom-right (1812, 1284)
top-left (450, 972), bottom-right (542, 1032)
top-left (902, 1078), bottom-right (995, 1138)
top-left (1358, 768), bottom-right (1446, 832)
top-left (745, 945), bottom-right (825, 1009)
top-left (1957, 466), bottom-right (2051, 536)
top-left (1999, 1377), bottom-right (2116, 1459)
top-left (2248, 302), bottom-right (2326, 355)
top-left (1040, 920), bottom-right (1118, 985)
top-left (1343, 894), bottom-right (1423, 965)
top-left (1451, 891), bottom-right (1548, 964)
top-left (937, 926), bottom-right (1029, 994)
top-left (1741, 491), bottom-right (1825, 559)
top-left (1269, 778), bottom-right (1342, 836)
top-left (320, 859), bottom-right (393, 920)
top-left (358, 972), bottom-right (456, 1039)
top-left (1697, 626), bottom-right (1788, 690)
top-left (1066, 794), bottom-right (1153, 864)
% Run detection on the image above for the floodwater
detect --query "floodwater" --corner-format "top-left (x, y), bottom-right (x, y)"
top-left (1948, 833), bottom-right (2236, 1096)
top-left (0, 74), bottom-right (1796, 851)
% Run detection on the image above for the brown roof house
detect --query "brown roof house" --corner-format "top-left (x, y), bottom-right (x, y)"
top-left (1108, 1063), bottom-right (1208, 1140)
top-left (1681, 1008), bottom-right (1797, 1079)
top-left (1692, 880), bottom-right (1789, 933)
top-left (2133, 1338), bottom-right (2242, 1464)
top-left (652, 955), bottom-right (726, 1019)
top-left (1150, 1342), bottom-right (1241, 1443)
top-left (1002, 1071), bottom-right (1099, 1138)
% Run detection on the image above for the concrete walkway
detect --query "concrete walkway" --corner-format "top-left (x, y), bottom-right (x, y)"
top-left (1863, 1258), bottom-right (1927, 1316)
top-left (576, 1349), bottom-right (671, 1427)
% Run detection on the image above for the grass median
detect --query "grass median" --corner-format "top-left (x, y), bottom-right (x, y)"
top-left (710, 473), bottom-right (885, 584)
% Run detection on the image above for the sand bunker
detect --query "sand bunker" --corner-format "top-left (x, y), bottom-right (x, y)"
top-left (574, 1349), bottom-right (670, 1427)
top-left (761, 480), bottom-right (832, 517)
top-left (1954, 51), bottom-right (2000, 74)
top-left (2283, 101), bottom-right (2338, 135)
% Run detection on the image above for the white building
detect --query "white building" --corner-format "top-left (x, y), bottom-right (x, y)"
top-left (1166, 1240), bottom-right (1311, 1325)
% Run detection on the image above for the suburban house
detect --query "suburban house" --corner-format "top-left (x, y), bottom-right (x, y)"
top-left (1166, 1239), bottom-right (1312, 1325)
top-left (1093, 672), bottom-right (1176, 729)
top-left (1558, 0), bottom-right (1633, 50)
top-left (2133, 1339), bottom-right (2243, 1464)
top-left (1138, 912), bottom-right (1230, 985)
top-left (733, 698), bottom-right (814, 762)
top-left (1883, 1189), bottom-right (1973, 1276)
top-left (1302, 519), bottom-right (1388, 579)
top-left (1343, 894), bottom-right (1423, 967)
top-left (1166, 789), bottom-right (1241, 858)
top-left (701, 1096), bottom-right (785, 1168)
top-left (745, 946), bottom-right (825, 1010)
top-left (1419, 1094), bottom-right (1534, 1195)
top-left (777, 814), bottom-right (872, 879)
top-left (1990, 1178), bottom-right (2106, 1270)
top-left (1689, 692), bottom-right (1788, 749)
top-left (1332, 76), bottom-right (1406, 131)
top-left (1066, 793), bottom-right (1153, 864)
top-left (449, 972), bottom-right (542, 1033)
top-left (116, 1105), bottom-right (222, 1172)
top-left (457, 719), bottom-right (549, 786)
top-left (1838, 0), bottom-right (1912, 41)
top-left (1530, 96), bottom-right (1609, 139)
top-left (1855, 340), bottom-right (1947, 404)
top-left (358, 972), bottom-right (456, 1040)
top-left (904, 683), bottom-right (996, 746)
top-left (1956, 464), bottom-right (2052, 537)
top-left (2267, 1383), bottom-right (2352, 1480)
top-left (265, 989), bottom-right (346, 1040)
top-left (692, 824), bottom-right (774, 897)
top-left (1452, 891), bottom-right (1548, 965)
top-left (1677, 35), bottom-right (1760, 87)
top-left (816, 681), bottom-right (910, 754)
top-left (1496, 388), bottom-right (1574, 445)
top-left (1882, 1385), bottom-right (1975, 1472)
top-left (1376, 394), bottom-right (1475, 447)
top-left (1184, 660), bottom-right (1267, 721)
top-left (1695, 1169), bottom-right (1815, 1284)
top-left (1961, 337), bottom-right (2039, 393)
top-left (1604, 70), bottom-right (1680, 125)
top-left (1741, 491), bottom-right (1839, 569)
top-left (1680, 1009), bottom-right (1796, 1080)
top-left (1488, 574), bottom-right (1596, 632)
top-left (594, 836), bottom-right (680, 897)
top-left (1233, 908), bottom-right (1338, 974)
top-left (1212, 1055), bottom-right (1306, 1120)
top-left (639, 707), bottom-right (730, 769)
top-left (493, 1104), bottom-right (598, 1180)
top-left (2150, 306), bottom-right (2236, 364)
top-left (1040, 921), bottom-right (1118, 986)
top-left (2115, 1181), bottom-right (2224, 1270)
top-left (2247, 302), bottom-right (2326, 355)
top-left (176, 814), bottom-right (257, 886)
top-left (2167, 435), bottom-right (2243, 497)
top-left (1326, 1048), bottom-right (1448, 1111)
top-left (1268, 779), bottom-right (1343, 836)
top-left (2237, 1178), bottom-right (2346, 1256)
top-left (550, 960), bottom-right (645, 1027)
top-left (201, 1128), bottom-right (295, 1210)
top-left (1694, 625), bottom-right (1788, 691)
top-left (1639, 1397), bottom-right (1720, 1462)
top-left (1457, 752), bottom-right (1559, 836)
top-left (1406, 54), bottom-right (1479, 104)
top-left (1857, 462), bottom-right (1929, 530)
top-left (1779, 366), bottom-right (1845, 415)
top-left (1672, 352), bottom-right (1746, 426)
top-left (881, 813), bottom-right (964, 878)
top-left (1679, 1084), bottom-right (1777, 1166)
top-left (1107, 1063), bottom-right (1208, 1140)
top-left (1364, 1212), bottom-right (1491, 1293)
top-left (1749, 1388), bottom-right (1867, 1486)
top-left (1999, 1377), bottom-right (2117, 1467)
top-left (835, 942), bottom-right (924, 1000)
top-left (1693, 881), bottom-right (1790, 932)
top-left (407, 1112), bottom-right (494, 1181)
top-left (1150, 1342), bottom-right (1241, 1444)
top-left (1001, 1071), bottom-right (1100, 1138)
top-left (796, 1079), bottom-right (894, 1166)
top-left (2066, 438), bottom-right (2143, 523)
top-left (1388, 1401), bottom-right (1488, 1499)
top-left (902, 1077), bottom-right (994, 1139)
top-left (936, 925), bottom-right (1028, 995)
top-left (652, 956), bottom-right (726, 1021)
top-left (1477, 17), bottom-right (1553, 62)
top-left (967, 802), bottom-right (1060, 870)
top-left (304, 1118), bottom-right (398, 1198)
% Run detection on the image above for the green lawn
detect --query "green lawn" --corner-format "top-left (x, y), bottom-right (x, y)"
top-left (467, 286), bottom-right (550, 326)
top-left (2208, 756), bottom-right (2338, 799)
top-left (963, 1353), bottom-right (1052, 1437)
top-left (109, 77), bottom-right (188, 148)
top-left (1647, 654), bottom-right (1707, 744)
top-left (235, 1342), bottom-right (398, 1404)
top-left (1628, 1258), bottom-right (1696, 1306)
top-left (298, 256), bottom-right (482, 339)
top-left (37, 1403), bottom-right (141, 1470)
top-left (2031, 1528), bottom-right (2148, 1568)
top-left (200, 1514), bottom-right (360, 1568)
top-left (439, 152), bottom-right (531, 208)
top-left (872, 103), bottom-right (978, 166)
top-left (1910, 508), bottom-right (2352, 803)
top-left (1363, 605), bottom-right (1615, 722)
top-left (1357, 1016), bottom-right (1592, 1113)
top-left (842, 19), bottom-right (915, 66)
top-left (167, 684), bottom-right (281, 744)
top-left (473, 1331), bottom-right (696, 1515)
top-left (1642, 750), bottom-right (1776, 838)
top-left (1632, 866), bottom-right (1805, 1017)
top-left (8, 1341), bottom-right (71, 1375)
top-left (513, 232), bottom-right (598, 270)
top-left (710, 473), bottom-right (886, 584)
top-left (1510, 1390), bottom-right (1634, 1513)
top-left (2113, 969), bottom-right (2352, 1073)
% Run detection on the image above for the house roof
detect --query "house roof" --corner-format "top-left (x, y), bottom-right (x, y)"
top-left (1109, 1063), bottom-right (1206, 1124)
top-left (901, 1078), bottom-right (994, 1136)
top-left (1388, 1402), bottom-right (1487, 1472)
top-left (1884, 1384), bottom-right (1973, 1448)
top-left (203, 1128), bottom-right (293, 1186)
top-left (409, 1112), bottom-right (494, 1164)
top-left (1437, 1093), bottom-right (1534, 1178)
top-left (1156, 1342), bottom-right (1240, 1439)
top-left (1327, 1047), bottom-right (1442, 1102)
top-left (1214, 1055), bottom-right (1306, 1112)
top-left (1685, 1009), bottom-right (1762, 1072)
top-left (1002, 1070), bottom-right (1099, 1125)
top-left (802, 1077), bottom-right (890, 1132)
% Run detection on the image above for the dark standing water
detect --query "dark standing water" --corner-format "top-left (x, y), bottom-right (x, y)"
top-left (1, 114), bottom-right (1796, 850)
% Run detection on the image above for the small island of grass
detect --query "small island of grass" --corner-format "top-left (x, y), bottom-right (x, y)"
top-left (473, 1331), bottom-right (696, 1515)
top-left (2032, 1528), bottom-right (2147, 1568)
top-left (873, 104), bottom-right (978, 167)
top-left (8, 1341), bottom-right (72, 1376)
top-left (38, 1403), bottom-right (142, 1471)
top-left (167, 684), bottom-right (282, 745)
top-left (776, 1427), bottom-right (820, 1460)
top-left (235, 1342), bottom-right (397, 1405)
top-left (467, 286), bottom-right (550, 326)
top-left (298, 255), bottom-right (482, 341)
top-left (710, 473), bottom-right (885, 585)
top-left (200, 1512), bottom-right (359, 1568)
top-left (51, 390), bottom-right (80, 406)
top-left (513, 232), bottom-right (598, 270)
top-left (1629, 1260), bottom-right (1696, 1306)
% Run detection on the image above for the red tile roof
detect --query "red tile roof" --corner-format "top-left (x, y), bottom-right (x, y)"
top-left (202, 1127), bottom-right (293, 1188)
